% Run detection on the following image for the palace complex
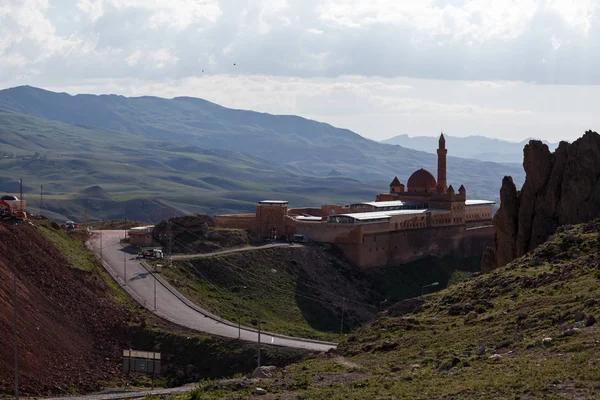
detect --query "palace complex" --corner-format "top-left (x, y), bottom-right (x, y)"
top-left (216, 134), bottom-right (495, 267)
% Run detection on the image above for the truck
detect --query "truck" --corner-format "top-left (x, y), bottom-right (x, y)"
top-left (138, 247), bottom-right (164, 259)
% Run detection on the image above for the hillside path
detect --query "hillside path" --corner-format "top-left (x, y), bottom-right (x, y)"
top-left (88, 230), bottom-right (336, 352)
top-left (171, 242), bottom-right (303, 260)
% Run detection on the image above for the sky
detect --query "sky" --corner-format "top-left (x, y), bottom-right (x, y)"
top-left (0, 0), bottom-right (599, 143)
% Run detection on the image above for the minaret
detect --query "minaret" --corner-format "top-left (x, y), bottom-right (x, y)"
top-left (437, 132), bottom-right (448, 193)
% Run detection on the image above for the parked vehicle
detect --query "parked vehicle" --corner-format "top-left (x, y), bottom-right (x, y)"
top-left (138, 247), bottom-right (164, 259)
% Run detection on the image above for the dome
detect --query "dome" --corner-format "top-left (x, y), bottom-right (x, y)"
top-left (407, 168), bottom-right (437, 192)
top-left (1, 195), bottom-right (18, 201)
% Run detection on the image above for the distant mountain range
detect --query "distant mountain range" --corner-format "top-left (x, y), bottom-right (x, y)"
top-left (381, 134), bottom-right (560, 164)
top-left (0, 86), bottom-right (525, 221)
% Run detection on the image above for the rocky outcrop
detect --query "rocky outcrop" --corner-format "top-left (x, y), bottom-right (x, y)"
top-left (488, 130), bottom-right (600, 269)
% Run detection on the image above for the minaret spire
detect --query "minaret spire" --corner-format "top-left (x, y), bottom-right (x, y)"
top-left (437, 132), bottom-right (448, 193)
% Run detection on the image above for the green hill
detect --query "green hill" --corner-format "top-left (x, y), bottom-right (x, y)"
top-left (188, 220), bottom-right (600, 399)
top-left (0, 108), bottom-right (382, 221)
top-left (0, 86), bottom-right (525, 207)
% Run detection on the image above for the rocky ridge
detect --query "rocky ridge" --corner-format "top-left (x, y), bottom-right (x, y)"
top-left (484, 130), bottom-right (600, 270)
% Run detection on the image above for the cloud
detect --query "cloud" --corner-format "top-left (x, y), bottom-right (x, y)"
top-left (0, 0), bottom-right (599, 84)
top-left (0, 0), bottom-right (598, 145)
top-left (125, 49), bottom-right (142, 66)
top-left (149, 49), bottom-right (179, 69)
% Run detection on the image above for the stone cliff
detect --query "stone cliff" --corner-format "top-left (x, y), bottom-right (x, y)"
top-left (485, 130), bottom-right (600, 270)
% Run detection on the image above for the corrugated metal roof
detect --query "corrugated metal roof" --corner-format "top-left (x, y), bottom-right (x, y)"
top-left (295, 216), bottom-right (322, 221)
top-left (259, 200), bottom-right (289, 204)
top-left (337, 208), bottom-right (447, 221)
top-left (465, 200), bottom-right (496, 206)
top-left (359, 200), bottom-right (425, 208)
top-left (130, 226), bottom-right (154, 231)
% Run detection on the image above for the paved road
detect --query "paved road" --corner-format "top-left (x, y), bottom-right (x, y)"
top-left (171, 242), bottom-right (303, 260)
top-left (89, 230), bottom-right (336, 352)
top-left (40, 385), bottom-right (195, 400)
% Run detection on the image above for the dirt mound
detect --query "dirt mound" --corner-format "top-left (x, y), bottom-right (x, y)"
top-left (0, 224), bottom-right (130, 396)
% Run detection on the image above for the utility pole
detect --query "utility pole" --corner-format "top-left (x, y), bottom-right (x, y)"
top-left (13, 259), bottom-right (19, 400)
top-left (168, 220), bottom-right (173, 267)
top-left (19, 178), bottom-right (23, 212)
top-left (39, 185), bottom-right (43, 216)
top-left (124, 249), bottom-right (127, 287)
top-left (100, 226), bottom-right (103, 259)
top-left (340, 297), bottom-right (345, 338)
top-left (153, 269), bottom-right (157, 311)
top-left (84, 209), bottom-right (88, 228)
top-left (257, 297), bottom-right (261, 368)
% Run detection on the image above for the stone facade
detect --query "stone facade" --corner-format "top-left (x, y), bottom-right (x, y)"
top-left (216, 134), bottom-right (495, 268)
top-left (215, 214), bottom-right (256, 230)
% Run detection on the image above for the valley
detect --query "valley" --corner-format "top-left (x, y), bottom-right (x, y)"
top-left (0, 86), bottom-right (524, 222)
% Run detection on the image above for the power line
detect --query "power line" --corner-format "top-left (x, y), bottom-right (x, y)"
top-left (169, 235), bottom-right (380, 314)
top-left (166, 223), bottom-right (383, 311)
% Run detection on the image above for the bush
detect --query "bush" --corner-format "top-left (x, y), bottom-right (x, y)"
top-left (189, 387), bottom-right (203, 400)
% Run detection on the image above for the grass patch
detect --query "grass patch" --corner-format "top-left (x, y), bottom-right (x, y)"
top-left (35, 220), bottom-right (133, 307)
top-left (37, 220), bottom-right (97, 272)
top-left (184, 221), bottom-right (600, 399)
top-left (161, 255), bottom-right (338, 341)
top-left (158, 246), bottom-right (379, 341)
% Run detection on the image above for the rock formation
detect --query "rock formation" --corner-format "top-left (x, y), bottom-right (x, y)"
top-left (487, 130), bottom-right (600, 269)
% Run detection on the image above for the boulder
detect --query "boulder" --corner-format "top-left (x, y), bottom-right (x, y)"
top-left (465, 311), bottom-right (478, 321)
top-left (574, 311), bottom-right (586, 322)
top-left (253, 366), bottom-right (277, 378)
top-left (388, 297), bottom-right (425, 317)
top-left (586, 315), bottom-right (596, 327)
top-left (255, 387), bottom-right (267, 395)
top-left (476, 345), bottom-right (486, 356)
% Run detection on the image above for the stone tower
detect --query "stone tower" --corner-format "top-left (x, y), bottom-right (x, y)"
top-left (437, 133), bottom-right (448, 193)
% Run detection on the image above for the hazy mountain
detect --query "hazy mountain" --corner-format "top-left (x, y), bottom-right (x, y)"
top-left (0, 86), bottom-right (526, 220)
top-left (381, 134), bottom-right (560, 164)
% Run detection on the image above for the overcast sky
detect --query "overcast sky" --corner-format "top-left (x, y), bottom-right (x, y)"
top-left (1, 0), bottom-right (599, 142)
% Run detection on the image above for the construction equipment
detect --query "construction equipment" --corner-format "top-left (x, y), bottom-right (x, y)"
top-left (138, 247), bottom-right (164, 259)
top-left (0, 200), bottom-right (27, 224)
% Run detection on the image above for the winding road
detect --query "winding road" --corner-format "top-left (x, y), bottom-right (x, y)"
top-left (89, 230), bottom-right (336, 352)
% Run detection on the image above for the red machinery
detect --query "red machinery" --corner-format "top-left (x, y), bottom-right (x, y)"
top-left (0, 200), bottom-right (27, 224)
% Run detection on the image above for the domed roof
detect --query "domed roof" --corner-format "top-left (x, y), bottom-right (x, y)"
top-left (407, 168), bottom-right (437, 192)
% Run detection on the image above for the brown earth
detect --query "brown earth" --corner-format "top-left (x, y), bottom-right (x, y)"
top-left (487, 130), bottom-right (600, 269)
top-left (0, 223), bottom-right (311, 396)
top-left (0, 224), bottom-right (131, 396)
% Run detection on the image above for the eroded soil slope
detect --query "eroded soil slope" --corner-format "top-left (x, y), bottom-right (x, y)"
top-left (0, 223), bottom-right (130, 395)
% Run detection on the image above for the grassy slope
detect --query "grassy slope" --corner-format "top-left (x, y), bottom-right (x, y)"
top-left (35, 220), bottom-right (134, 307)
top-left (0, 108), bottom-right (384, 222)
top-left (0, 86), bottom-right (525, 203)
top-left (159, 246), bottom-right (381, 341)
top-left (183, 220), bottom-right (600, 399)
